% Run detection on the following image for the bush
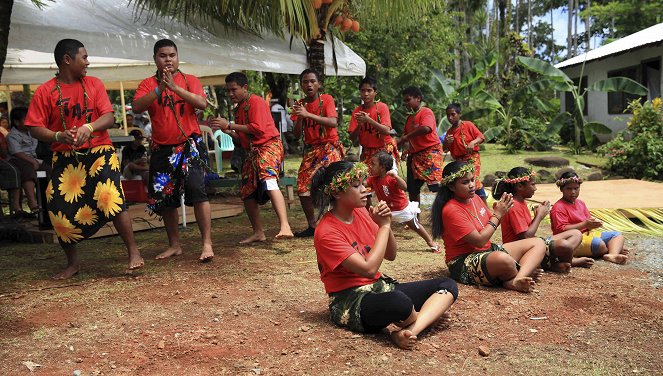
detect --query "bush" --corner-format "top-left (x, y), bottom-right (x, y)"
top-left (598, 98), bottom-right (663, 180)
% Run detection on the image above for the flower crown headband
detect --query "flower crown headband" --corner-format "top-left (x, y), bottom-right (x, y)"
top-left (556, 176), bottom-right (583, 187)
top-left (441, 163), bottom-right (475, 185)
top-left (501, 169), bottom-right (536, 184)
top-left (324, 162), bottom-right (370, 196)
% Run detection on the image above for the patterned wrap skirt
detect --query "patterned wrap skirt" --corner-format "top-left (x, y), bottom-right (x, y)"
top-left (360, 139), bottom-right (400, 168)
top-left (409, 143), bottom-right (444, 185)
top-left (447, 243), bottom-right (518, 286)
top-left (240, 137), bottom-right (284, 204)
top-left (297, 141), bottom-right (345, 195)
top-left (147, 135), bottom-right (210, 216)
top-left (46, 145), bottom-right (126, 244)
top-left (457, 151), bottom-right (482, 189)
top-left (328, 275), bottom-right (398, 333)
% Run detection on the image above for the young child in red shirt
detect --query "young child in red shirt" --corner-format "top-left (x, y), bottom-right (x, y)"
top-left (312, 160), bottom-right (457, 349)
top-left (366, 151), bottom-right (439, 252)
top-left (209, 72), bottom-right (293, 244)
top-left (431, 161), bottom-right (546, 293)
top-left (550, 171), bottom-right (629, 264)
top-left (493, 166), bottom-right (589, 271)
top-left (348, 77), bottom-right (399, 166)
top-left (443, 103), bottom-right (486, 200)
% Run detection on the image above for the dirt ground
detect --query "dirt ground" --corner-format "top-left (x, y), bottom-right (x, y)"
top-left (1, 196), bottom-right (662, 375)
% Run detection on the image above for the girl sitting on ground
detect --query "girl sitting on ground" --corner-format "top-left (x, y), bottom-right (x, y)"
top-left (493, 167), bottom-right (590, 271)
top-left (366, 151), bottom-right (440, 253)
top-left (550, 171), bottom-right (629, 265)
top-left (312, 161), bottom-right (458, 350)
top-left (431, 161), bottom-right (546, 293)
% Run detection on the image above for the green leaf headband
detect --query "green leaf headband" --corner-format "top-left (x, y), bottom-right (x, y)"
top-left (324, 162), bottom-right (370, 196)
top-left (441, 163), bottom-right (475, 185)
top-left (555, 176), bottom-right (583, 187)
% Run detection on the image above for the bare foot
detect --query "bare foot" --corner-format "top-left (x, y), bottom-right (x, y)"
top-left (550, 262), bottom-right (571, 273)
top-left (239, 233), bottom-right (267, 244)
top-left (435, 311), bottom-right (452, 329)
top-left (128, 254), bottom-right (145, 270)
top-left (274, 229), bottom-right (294, 240)
top-left (155, 247), bottom-right (183, 260)
top-left (390, 329), bottom-right (417, 350)
top-left (620, 248), bottom-right (630, 255)
top-left (572, 257), bottom-right (594, 268)
top-left (199, 244), bottom-right (214, 263)
top-left (52, 265), bottom-right (79, 280)
top-left (504, 277), bottom-right (536, 293)
top-left (603, 253), bottom-right (628, 265)
top-left (530, 268), bottom-right (544, 282)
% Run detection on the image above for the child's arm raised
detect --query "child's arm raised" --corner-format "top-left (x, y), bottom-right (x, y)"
top-left (387, 170), bottom-right (407, 191)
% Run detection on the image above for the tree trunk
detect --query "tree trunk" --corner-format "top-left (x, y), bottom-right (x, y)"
top-left (515, 0), bottom-right (521, 32)
top-left (550, 6), bottom-right (555, 62)
top-left (527, 0), bottom-right (532, 50)
top-left (462, 2), bottom-right (471, 76)
top-left (573, 0), bottom-right (578, 55)
top-left (307, 38), bottom-right (326, 84)
top-left (585, 0), bottom-right (591, 50)
top-left (498, 0), bottom-right (507, 37)
top-left (567, 0), bottom-right (573, 58)
top-left (494, 0), bottom-right (500, 81)
top-left (0, 0), bottom-right (14, 83)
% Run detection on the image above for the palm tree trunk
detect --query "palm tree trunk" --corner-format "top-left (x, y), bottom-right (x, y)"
top-left (527, 0), bottom-right (532, 50)
top-left (567, 0), bottom-right (573, 58)
top-left (573, 0), bottom-right (578, 55)
top-left (307, 38), bottom-right (326, 83)
top-left (585, 0), bottom-right (591, 50)
top-left (515, 0), bottom-right (520, 32)
top-left (550, 5), bottom-right (555, 61)
top-left (0, 0), bottom-right (14, 83)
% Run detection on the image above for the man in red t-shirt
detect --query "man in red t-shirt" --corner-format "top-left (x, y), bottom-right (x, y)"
top-left (396, 86), bottom-right (443, 204)
top-left (443, 103), bottom-right (486, 200)
top-left (348, 77), bottom-right (399, 167)
top-left (132, 39), bottom-right (213, 262)
top-left (291, 69), bottom-right (345, 237)
top-left (24, 39), bottom-right (144, 279)
top-left (209, 72), bottom-right (293, 244)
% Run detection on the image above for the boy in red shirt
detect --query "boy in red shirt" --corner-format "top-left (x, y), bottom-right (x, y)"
top-left (396, 87), bottom-right (443, 204)
top-left (209, 72), bottom-right (293, 243)
top-left (443, 103), bottom-right (486, 200)
top-left (24, 39), bottom-right (143, 278)
top-left (348, 77), bottom-right (399, 167)
top-left (291, 69), bottom-right (345, 237)
top-left (132, 39), bottom-right (214, 262)
top-left (367, 151), bottom-right (438, 252)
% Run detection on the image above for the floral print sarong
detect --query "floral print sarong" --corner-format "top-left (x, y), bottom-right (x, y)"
top-left (46, 145), bottom-right (126, 244)
top-left (409, 143), bottom-right (443, 185)
top-left (240, 137), bottom-right (284, 203)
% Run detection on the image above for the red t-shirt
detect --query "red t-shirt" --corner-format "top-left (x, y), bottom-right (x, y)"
top-left (444, 121), bottom-right (483, 160)
top-left (348, 102), bottom-right (394, 148)
top-left (501, 199), bottom-right (532, 243)
top-left (366, 174), bottom-right (409, 211)
top-left (441, 195), bottom-right (492, 262)
top-left (314, 207), bottom-right (381, 294)
top-left (404, 107), bottom-right (440, 153)
top-left (291, 94), bottom-right (338, 145)
top-left (24, 77), bottom-right (113, 152)
top-left (234, 94), bottom-right (280, 149)
top-left (550, 198), bottom-right (590, 234)
top-left (134, 72), bottom-right (205, 146)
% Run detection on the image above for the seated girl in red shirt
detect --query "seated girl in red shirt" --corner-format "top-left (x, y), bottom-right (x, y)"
top-left (550, 171), bottom-right (629, 265)
top-left (312, 161), bottom-right (458, 350)
top-left (366, 151), bottom-right (439, 253)
top-left (431, 161), bottom-right (546, 293)
top-left (492, 167), bottom-right (589, 271)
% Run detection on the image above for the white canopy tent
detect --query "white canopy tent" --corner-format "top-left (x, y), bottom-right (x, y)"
top-left (2, 0), bottom-right (366, 125)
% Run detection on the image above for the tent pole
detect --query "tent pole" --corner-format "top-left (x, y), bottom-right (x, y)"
top-left (120, 81), bottom-right (128, 135)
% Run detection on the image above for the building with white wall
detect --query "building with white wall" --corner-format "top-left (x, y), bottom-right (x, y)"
top-left (555, 23), bottom-right (662, 137)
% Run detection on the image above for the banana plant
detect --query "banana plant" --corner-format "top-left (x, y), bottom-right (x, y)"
top-left (516, 56), bottom-right (649, 153)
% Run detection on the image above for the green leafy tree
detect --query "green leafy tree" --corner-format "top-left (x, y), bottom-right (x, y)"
top-left (583, 0), bottom-right (663, 44)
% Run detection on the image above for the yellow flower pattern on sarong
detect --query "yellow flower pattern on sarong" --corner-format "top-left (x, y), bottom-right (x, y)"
top-left (109, 153), bottom-right (120, 171)
top-left (74, 205), bottom-right (98, 226)
top-left (89, 155), bottom-right (105, 177)
top-left (49, 211), bottom-right (83, 243)
top-left (94, 178), bottom-right (123, 217)
top-left (58, 164), bottom-right (87, 203)
top-left (45, 181), bottom-right (54, 203)
top-left (91, 145), bottom-right (113, 154)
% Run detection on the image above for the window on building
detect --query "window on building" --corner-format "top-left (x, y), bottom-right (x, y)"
top-left (642, 58), bottom-right (661, 101)
top-left (565, 76), bottom-right (588, 115)
top-left (607, 66), bottom-right (641, 114)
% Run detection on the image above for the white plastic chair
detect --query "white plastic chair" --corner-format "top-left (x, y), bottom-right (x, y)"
top-left (213, 129), bottom-right (235, 174)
